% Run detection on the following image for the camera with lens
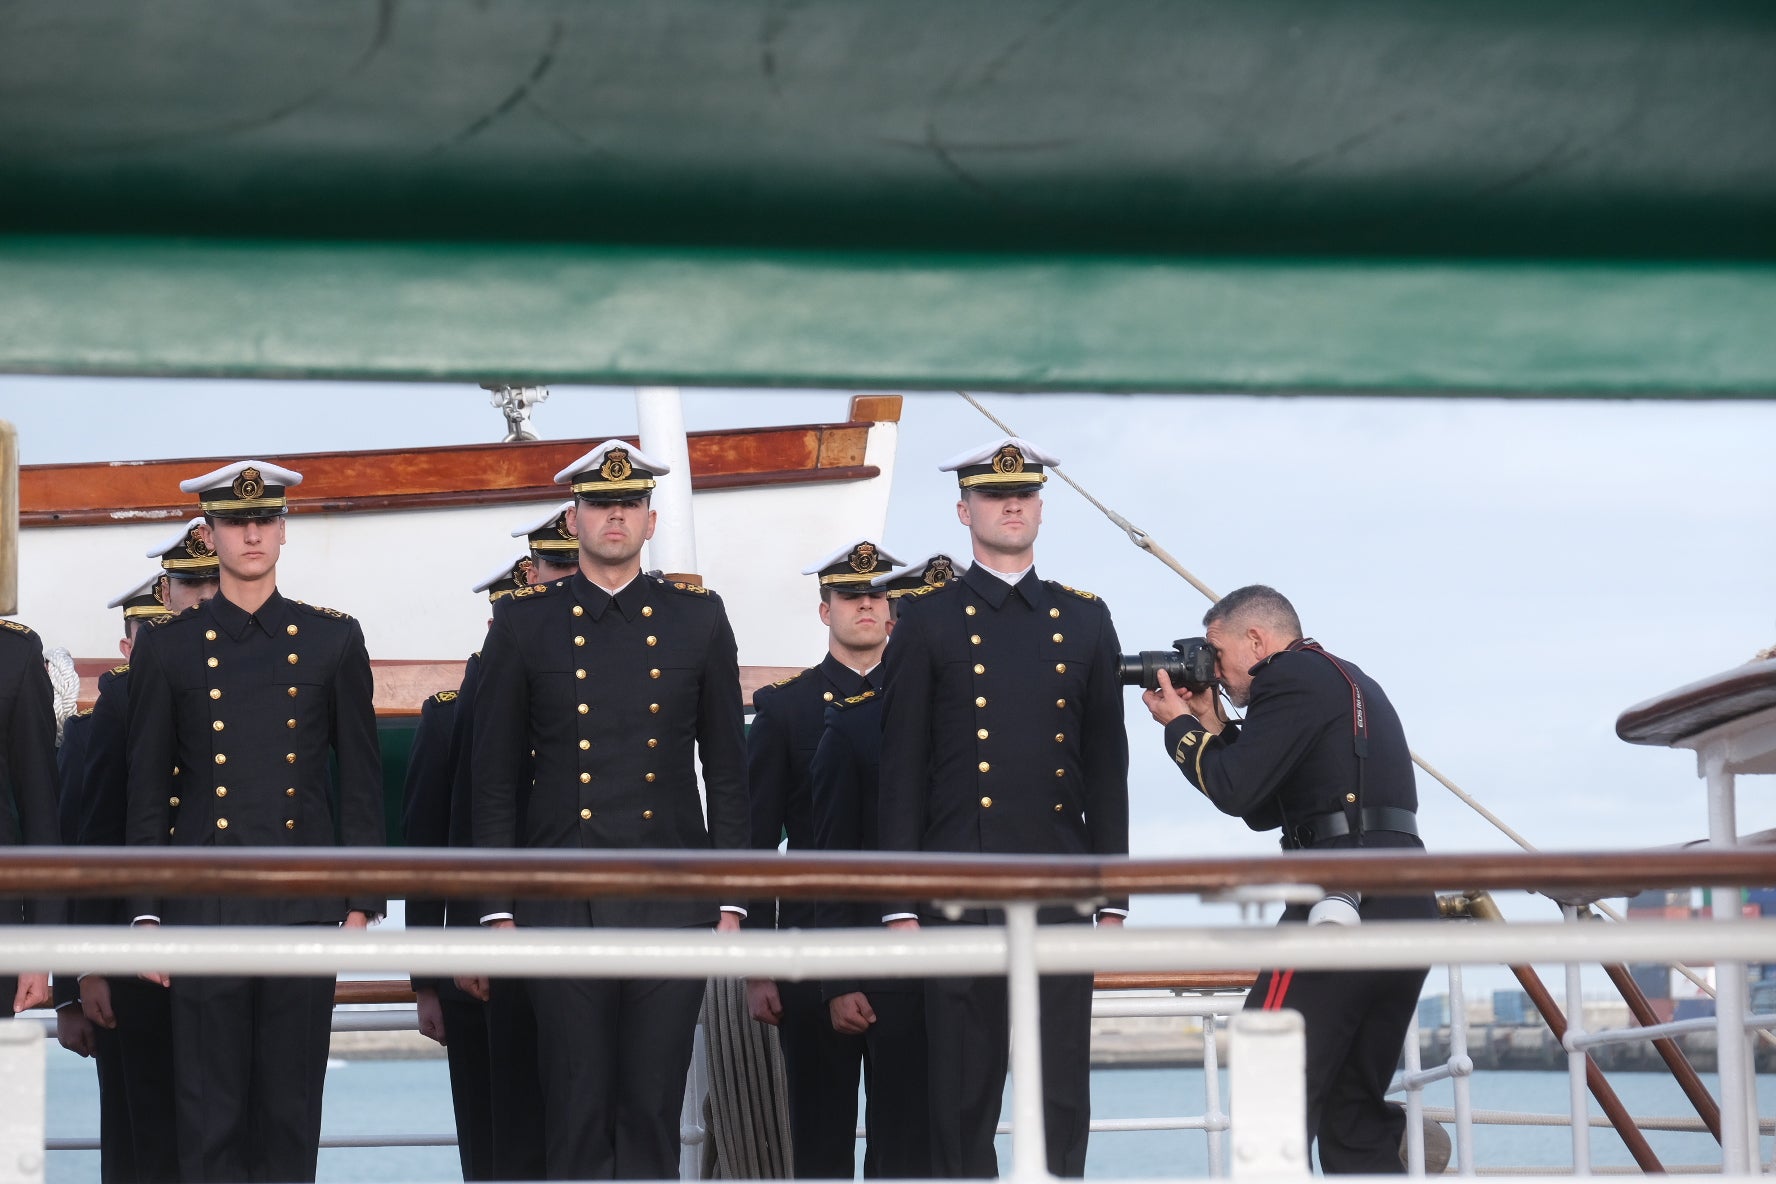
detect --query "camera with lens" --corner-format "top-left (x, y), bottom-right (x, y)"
top-left (1119, 637), bottom-right (1218, 693)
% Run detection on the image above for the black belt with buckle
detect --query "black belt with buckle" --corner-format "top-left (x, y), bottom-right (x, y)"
top-left (1289, 806), bottom-right (1418, 849)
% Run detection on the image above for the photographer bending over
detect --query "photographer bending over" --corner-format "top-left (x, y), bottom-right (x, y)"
top-left (1142, 585), bottom-right (1436, 1175)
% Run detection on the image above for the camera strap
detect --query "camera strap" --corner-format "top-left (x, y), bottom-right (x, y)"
top-left (1287, 638), bottom-right (1369, 837)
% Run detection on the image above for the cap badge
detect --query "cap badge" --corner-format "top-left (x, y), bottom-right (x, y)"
top-left (600, 449), bottom-right (634, 482)
top-left (992, 445), bottom-right (1026, 475)
top-left (926, 557), bottom-right (955, 585)
top-left (232, 467), bottom-right (265, 500)
top-left (554, 518), bottom-right (576, 541)
top-left (184, 530), bottom-right (215, 559)
top-left (848, 542), bottom-right (879, 574)
top-left (516, 557), bottom-right (536, 585)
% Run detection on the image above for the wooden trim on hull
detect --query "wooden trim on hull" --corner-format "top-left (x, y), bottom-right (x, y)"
top-left (1617, 658), bottom-right (1776, 747)
top-left (22, 396), bottom-right (899, 527)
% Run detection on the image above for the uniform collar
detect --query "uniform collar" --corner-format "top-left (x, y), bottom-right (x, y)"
top-left (818, 652), bottom-right (876, 697)
top-left (961, 561), bottom-right (1044, 609)
top-left (207, 588), bottom-right (291, 640)
top-left (571, 571), bottom-right (649, 621)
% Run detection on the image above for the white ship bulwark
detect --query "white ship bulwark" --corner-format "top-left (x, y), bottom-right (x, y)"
top-left (15, 395), bottom-right (900, 712)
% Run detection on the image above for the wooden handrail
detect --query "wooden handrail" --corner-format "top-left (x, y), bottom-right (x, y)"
top-left (1, 846), bottom-right (1772, 901)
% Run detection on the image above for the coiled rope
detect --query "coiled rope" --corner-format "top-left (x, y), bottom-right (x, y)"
top-left (698, 977), bottom-right (794, 1178)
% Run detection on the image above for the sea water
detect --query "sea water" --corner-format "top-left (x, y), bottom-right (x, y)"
top-left (41, 1042), bottom-right (1776, 1182)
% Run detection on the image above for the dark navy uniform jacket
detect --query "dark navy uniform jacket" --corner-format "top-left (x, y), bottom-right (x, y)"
top-left (746, 654), bottom-right (874, 929)
top-left (470, 572), bottom-right (749, 928)
top-left (1, 621), bottom-right (64, 926)
top-left (123, 590), bottom-right (386, 924)
top-left (877, 564), bottom-right (1130, 918)
top-left (401, 688), bottom-right (468, 997)
top-left (74, 665), bottom-right (134, 925)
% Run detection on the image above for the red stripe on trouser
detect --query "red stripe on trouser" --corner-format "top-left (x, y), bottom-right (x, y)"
top-left (1263, 968), bottom-right (1295, 1010)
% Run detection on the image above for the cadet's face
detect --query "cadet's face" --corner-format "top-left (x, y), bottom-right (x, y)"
top-left (957, 489), bottom-right (1042, 557)
top-left (200, 516), bottom-right (285, 582)
top-left (1205, 619), bottom-right (1263, 707)
top-left (568, 499), bottom-right (656, 565)
top-left (820, 590), bottom-right (889, 652)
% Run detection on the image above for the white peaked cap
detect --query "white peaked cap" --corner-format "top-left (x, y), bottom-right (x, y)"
top-left (510, 500), bottom-right (577, 538)
top-left (144, 516), bottom-right (208, 558)
top-left (178, 460), bottom-right (304, 494)
top-left (473, 554), bottom-right (533, 594)
top-left (107, 572), bottom-right (162, 609)
top-left (552, 441), bottom-right (671, 485)
top-left (937, 436), bottom-right (1059, 473)
top-left (871, 552), bottom-right (956, 588)
top-left (800, 538), bottom-right (904, 577)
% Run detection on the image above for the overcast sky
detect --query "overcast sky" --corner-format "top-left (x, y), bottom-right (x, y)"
top-left (5, 377), bottom-right (1773, 983)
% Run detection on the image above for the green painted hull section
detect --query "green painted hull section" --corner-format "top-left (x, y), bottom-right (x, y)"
top-left (3, 236), bottom-right (1775, 396)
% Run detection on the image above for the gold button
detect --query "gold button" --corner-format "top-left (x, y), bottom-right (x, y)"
top-left (168, 827), bottom-right (175, 836)
top-left (573, 605), bottom-right (584, 617)
top-left (1055, 663), bottom-right (1067, 674)
top-left (823, 691), bottom-right (834, 702)
top-left (580, 773), bottom-right (591, 784)
top-left (649, 703), bottom-right (660, 714)
top-left (1054, 802), bottom-right (1065, 811)
top-left (285, 819), bottom-right (295, 830)
top-left (286, 787), bottom-right (296, 797)
top-left (980, 796), bottom-right (992, 808)
top-left (576, 669), bottom-right (586, 679)
top-left (642, 810), bottom-right (654, 820)
top-left (168, 796), bottom-right (180, 807)
top-left (1049, 608), bottom-right (1060, 619)
top-left (649, 668), bottom-right (661, 679)
top-left (1053, 633), bottom-right (1064, 643)
top-left (970, 634), bottom-right (981, 645)
top-left (580, 808), bottom-right (592, 820)
top-left (1055, 733), bottom-right (1065, 742)
top-left (288, 687), bottom-right (298, 697)
top-left (1346, 793), bottom-right (1358, 804)
top-left (977, 728), bottom-right (989, 740)
top-left (209, 688), bottom-right (221, 700)
top-left (205, 629), bottom-right (218, 641)
top-left (287, 654), bottom-right (298, 665)
top-left (965, 605), bottom-right (976, 616)
top-left (579, 739), bottom-right (591, 750)
top-left (286, 718), bottom-right (296, 729)
top-left (647, 738), bottom-right (658, 748)
top-left (212, 720), bottom-right (224, 732)
top-left (645, 772), bottom-right (657, 783)
top-left (646, 636), bottom-right (657, 646)
top-left (172, 766), bottom-right (179, 775)
top-left (214, 754), bottom-right (226, 765)
top-left (578, 704), bottom-right (589, 714)
top-left (973, 663), bottom-right (985, 675)
top-left (642, 605), bottom-right (653, 617)
top-left (574, 636), bottom-right (585, 647)
top-left (975, 696), bottom-right (987, 708)
top-left (216, 818), bottom-right (228, 830)
top-left (1056, 768), bottom-right (1066, 777)
top-left (1056, 698), bottom-right (1067, 708)
top-left (287, 624), bottom-right (299, 636)
top-left (216, 787), bottom-right (227, 798)
top-left (978, 761), bottom-right (990, 773)
top-left (287, 752), bottom-right (298, 764)
top-left (207, 657), bottom-right (219, 668)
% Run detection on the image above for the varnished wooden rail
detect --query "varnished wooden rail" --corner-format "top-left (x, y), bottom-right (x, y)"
top-left (0, 846), bottom-right (1771, 901)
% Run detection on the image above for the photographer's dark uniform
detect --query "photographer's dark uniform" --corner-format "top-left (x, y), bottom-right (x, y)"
top-left (1164, 639), bottom-right (1434, 1174)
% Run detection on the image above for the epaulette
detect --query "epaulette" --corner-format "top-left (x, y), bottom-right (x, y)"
top-left (770, 667), bottom-right (815, 690)
top-left (507, 582), bottom-right (550, 600)
top-left (896, 581), bottom-right (949, 600)
top-left (836, 689), bottom-right (877, 708)
top-left (142, 612), bottom-right (176, 628)
top-left (662, 579), bottom-right (711, 597)
top-left (1053, 582), bottom-right (1098, 601)
top-left (75, 706), bottom-right (95, 719)
top-left (108, 663), bottom-right (130, 677)
top-left (0, 620), bottom-right (33, 635)
top-left (294, 600), bottom-right (353, 619)
top-left (430, 690), bottom-right (459, 704)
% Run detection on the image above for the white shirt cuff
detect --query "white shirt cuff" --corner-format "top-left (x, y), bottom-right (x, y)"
top-left (1097, 907), bottom-right (1129, 918)
top-left (131, 915), bottom-right (160, 926)
top-left (480, 912), bottom-right (514, 925)
top-left (720, 906), bottom-right (747, 917)
top-left (883, 912), bottom-right (919, 923)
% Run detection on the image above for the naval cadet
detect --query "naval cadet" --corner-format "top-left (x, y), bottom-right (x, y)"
top-left (124, 461), bottom-right (385, 1184)
top-left (877, 438), bottom-right (1129, 1178)
top-left (808, 551), bottom-right (955, 1180)
top-left (0, 612), bottom-right (60, 1016)
top-left (745, 538), bottom-right (901, 1178)
top-left (470, 441), bottom-right (749, 1180)
top-left (1142, 585), bottom-right (1436, 1174)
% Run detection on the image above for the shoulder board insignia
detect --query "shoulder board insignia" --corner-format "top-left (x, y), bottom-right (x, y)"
top-left (770, 667), bottom-right (816, 689)
top-left (472, 650), bottom-right (483, 659)
top-left (295, 600), bottom-right (352, 619)
top-left (1054, 583), bottom-right (1097, 601)
top-left (432, 690), bottom-right (459, 704)
top-left (668, 580), bottom-right (710, 596)
top-left (841, 689), bottom-right (877, 706)
top-left (75, 706), bottom-right (95, 718)
top-left (900, 582), bottom-right (948, 599)
top-left (0, 620), bottom-right (33, 634)
top-left (144, 613), bottom-right (175, 628)
top-left (109, 663), bottom-right (130, 676)
top-left (507, 583), bottom-right (550, 599)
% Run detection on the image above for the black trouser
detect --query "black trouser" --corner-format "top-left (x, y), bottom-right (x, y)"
top-left (89, 1018), bottom-right (135, 1183)
top-left (1249, 891), bottom-right (1437, 1175)
top-left (169, 974), bottom-right (335, 1183)
top-left (439, 996), bottom-right (495, 1181)
top-left (923, 969), bottom-right (1092, 1178)
top-left (859, 988), bottom-right (930, 1179)
top-left (528, 976), bottom-right (707, 1180)
top-left (486, 978), bottom-right (547, 1180)
top-left (110, 974), bottom-right (179, 1183)
top-left (776, 978), bottom-right (865, 1177)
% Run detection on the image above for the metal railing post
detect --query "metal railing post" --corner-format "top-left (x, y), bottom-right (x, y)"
top-left (1003, 902), bottom-right (1052, 1182)
top-left (0, 1018), bottom-right (44, 1184)
top-left (1402, 1006), bottom-right (1426, 1174)
top-left (1704, 751), bottom-right (1754, 1175)
top-left (1202, 1010), bottom-right (1227, 1177)
top-left (1563, 903), bottom-right (1591, 1176)
top-left (1228, 1009), bottom-right (1308, 1176)
top-left (1447, 962), bottom-right (1476, 1176)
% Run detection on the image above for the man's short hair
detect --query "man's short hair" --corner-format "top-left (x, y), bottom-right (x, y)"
top-left (1204, 585), bottom-right (1302, 640)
